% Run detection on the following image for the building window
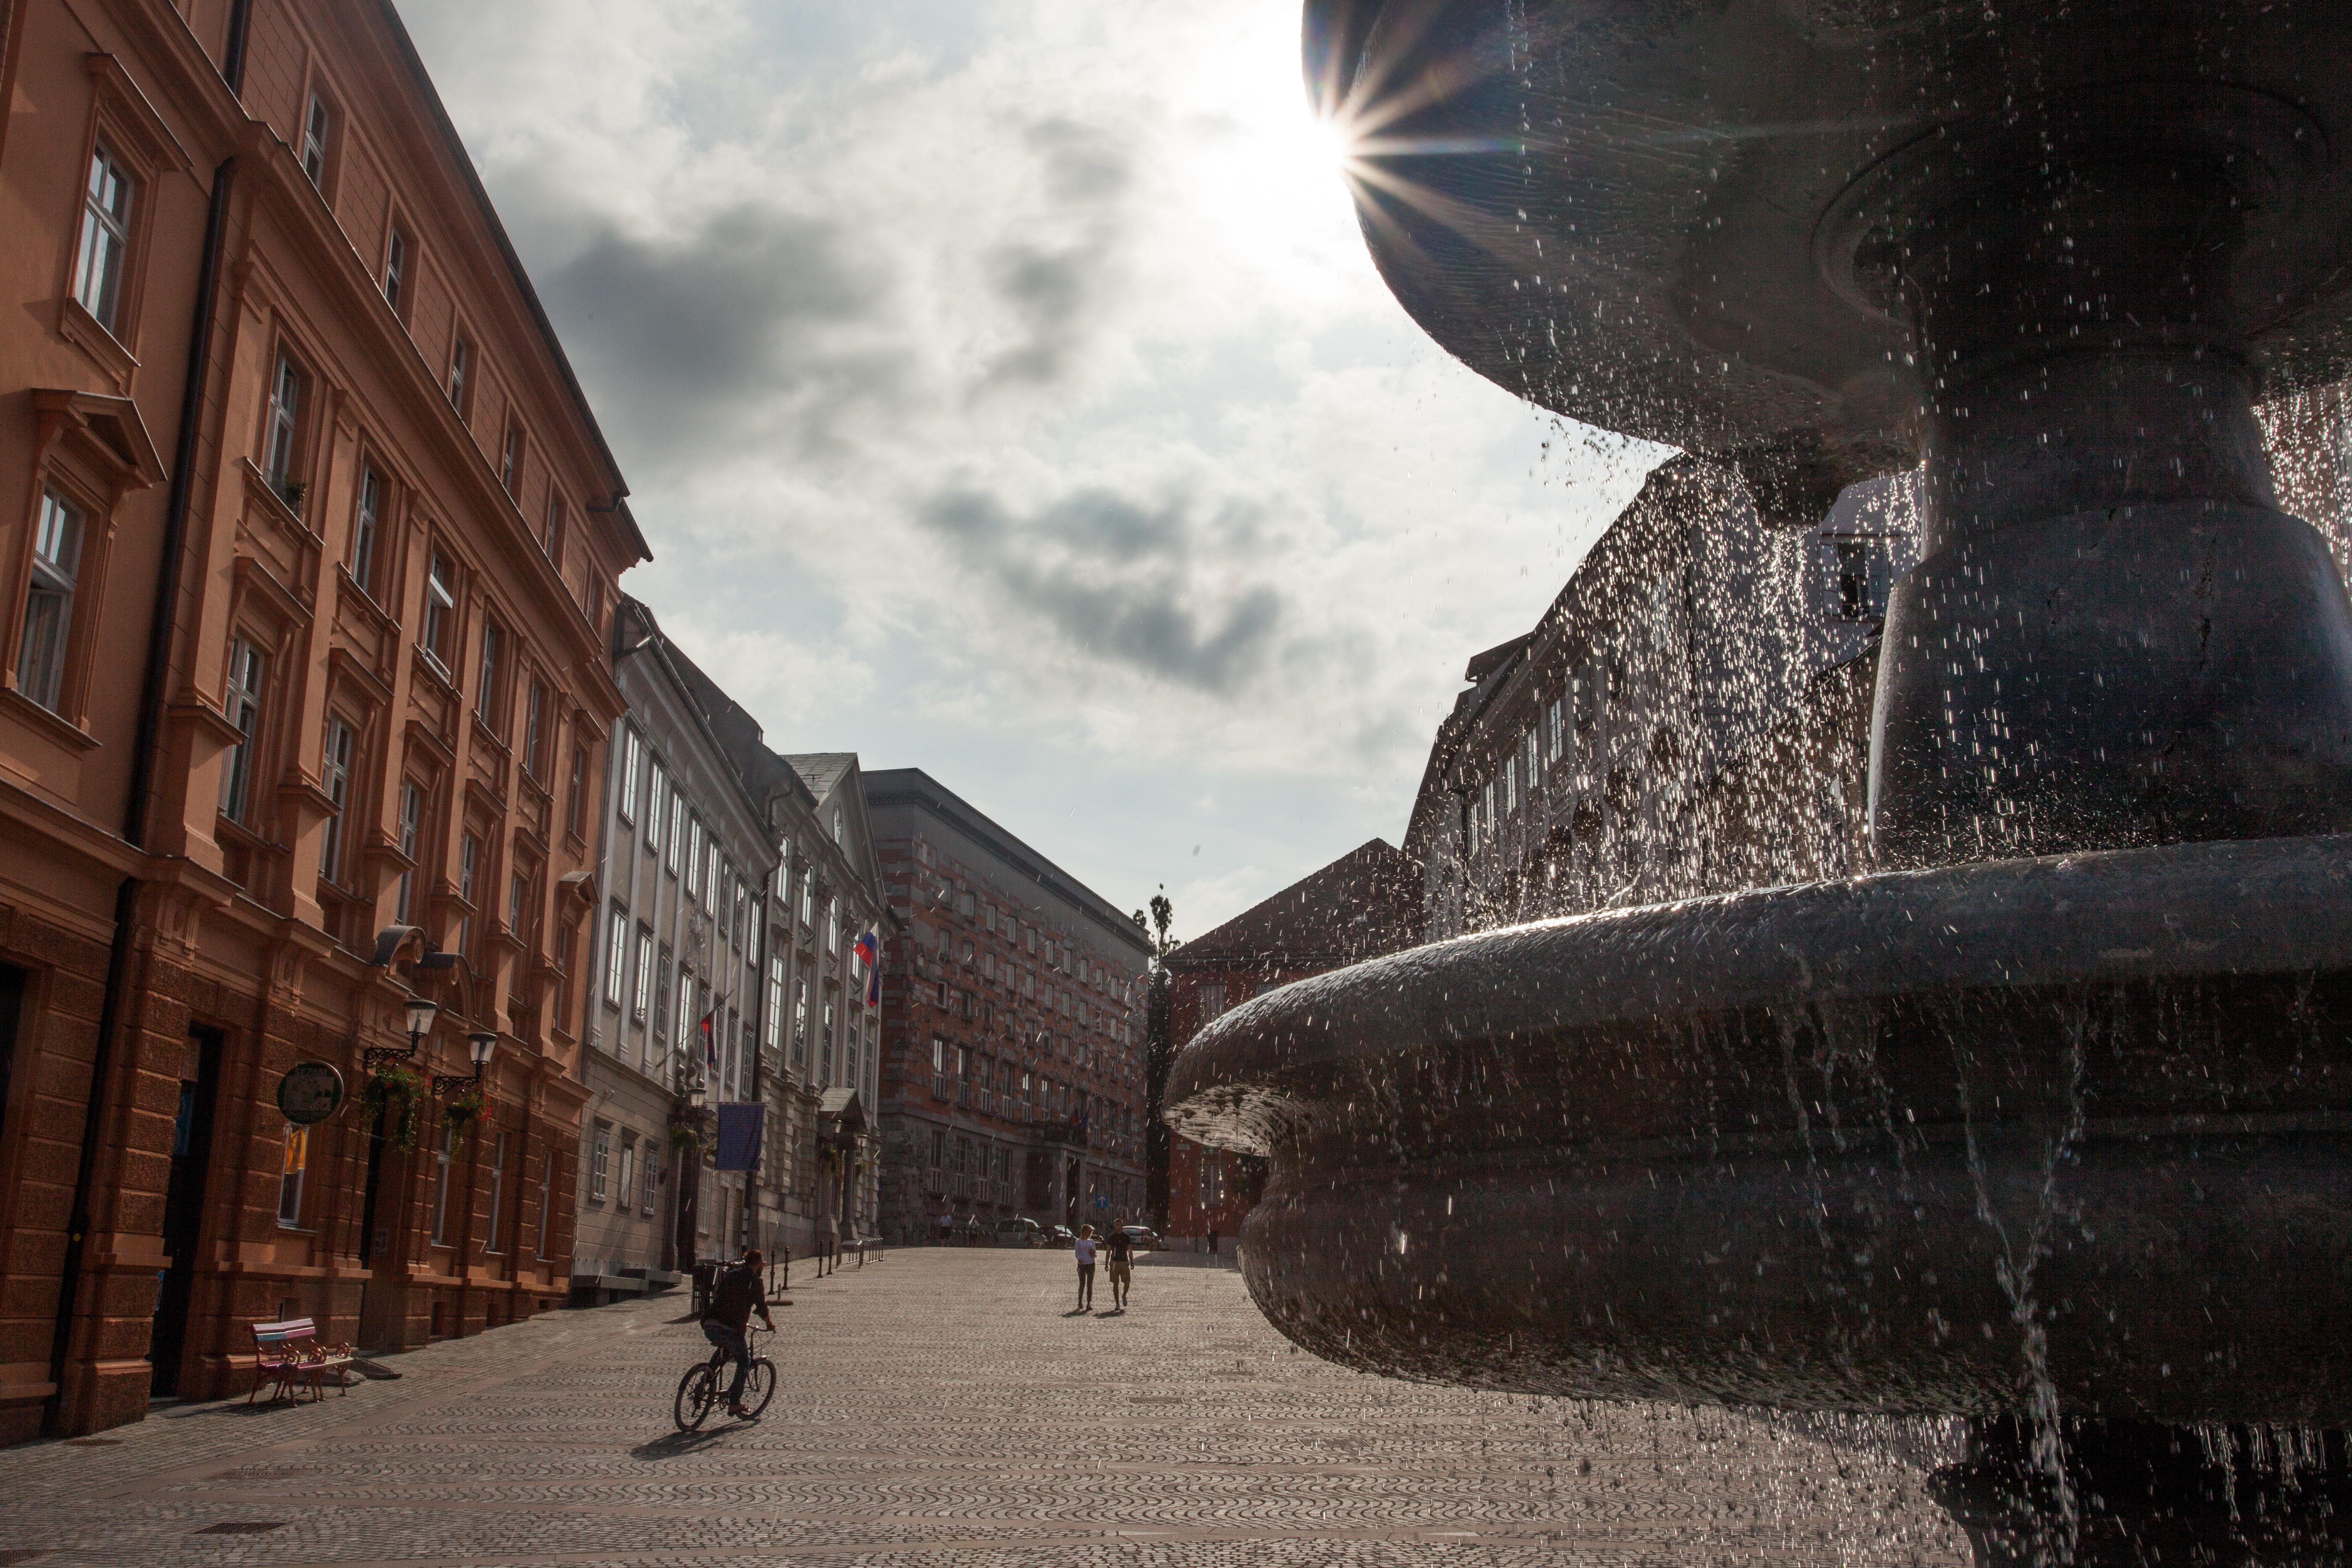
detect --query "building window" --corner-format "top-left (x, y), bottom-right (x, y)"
top-left (831, 808), bottom-right (842, 843)
top-left (262, 353), bottom-right (304, 499)
top-left (821, 1000), bottom-right (836, 1082)
top-left (616, 1139), bottom-right (636, 1219)
top-left (16, 490), bottom-right (84, 712)
top-left (641, 1149), bottom-right (658, 1213)
top-left (676, 966), bottom-right (698, 1052)
top-left (653, 946), bottom-right (672, 1041)
top-left (349, 464), bottom-right (385, 595)
top-left (665, 793), bottom-right (683, 873)
top-left (798, 871), bottom-right (814, 926)
top-left (431, 1124), bottom-right (457, 1244)
top-left (485, 1131), bottom-right (507, 1253)
top-left (644, 760), bottom-right (666, 852)
top-left (1547, 696), bottom-right (1566, 764)
top-left (500, 422), bottom-right (522, 495)
top-left (508, 869), bottom-right (526, 934)
top-left (590, 1122), bottom-right (611, 1202)
top-left (618, 727), bottom-right (641, 824)
top-left (792, 977), bottom-right (808, 1068)
top-left (319, 716), bottom-right (356, 885)
top-left (277, 1124), bottom-right (309, 1227)
top-left (447, 335), bottom-right (472, 415)
top-left (632, 927), bottom-right (654, 1021)
top-left (72, 146), bottom-right (134, 333)
top-left (458, 832), bottom-right (480, 956)
top-left (423, 552), bottom-right (456, 669)
top-left (299, 92), bottom-right (335, 184)
top-left (764, 955), bottom-right (785, 1053)
top-left (219, 637), bottom-right (265, 824)
top-left (536, 1152), bottom-right (553, 1258)
top-left (524, 677), bottom-right (549, 779)
top-left (396, 781), bottom-right (423, 922)
top-left (826, 898), bottom-right (839, 956)
top-left (605, 907), bottom-right (628, 1008)
top-left (542, 494), bottom-right (564, 558)
top-left (685, 818), bottom-right (704, 898)
top-left (1826, 538), bottom-right (1889, 621)
top-left (474, 620), bottom-right (503, 730)
top-left (567, 743), bottom-right (590, 838)
top-left (382, 225), bottom-right (409, 314)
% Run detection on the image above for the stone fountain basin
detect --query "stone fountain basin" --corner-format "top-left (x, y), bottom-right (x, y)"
top-left (1167, 834), bottom-right (2352, 1424)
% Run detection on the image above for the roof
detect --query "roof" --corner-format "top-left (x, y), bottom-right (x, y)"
top-left (373, 2), bottom-right (651, 563)
top-left (786, 753), bottom-right (857, 803)
top-left (860, 768), bottom-right (1153, 958)
top-left (1166, 839), bottom-right (1424, 972)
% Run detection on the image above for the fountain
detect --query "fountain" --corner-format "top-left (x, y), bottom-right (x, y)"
top-left (1169, 2), bottom-right (2352, 1561)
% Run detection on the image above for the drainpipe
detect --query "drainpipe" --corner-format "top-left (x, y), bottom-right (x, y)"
top-left (44, 21), bottom-right (244, 1427)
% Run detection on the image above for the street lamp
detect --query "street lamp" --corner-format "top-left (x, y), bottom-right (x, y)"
top-left (366, 993), bottom-right (439, 1071)
top-left (688, 1076), bottom-right (708, 1112)
top-left (434, 1030), bottom-right (498, 1096)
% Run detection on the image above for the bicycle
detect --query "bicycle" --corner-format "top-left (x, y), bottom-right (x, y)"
top-left (673, 1324), bottom-right (776, 1431)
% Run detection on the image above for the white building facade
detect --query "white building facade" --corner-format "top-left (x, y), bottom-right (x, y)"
top-left (575, 597), bottom-right (777, 1298)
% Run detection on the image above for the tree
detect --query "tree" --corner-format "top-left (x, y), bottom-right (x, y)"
top-left (1139, 886), bottom-right (1178, 1229)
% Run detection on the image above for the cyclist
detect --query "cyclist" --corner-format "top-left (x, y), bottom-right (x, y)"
top-left (702, 1249), bottom-right (783, 1418)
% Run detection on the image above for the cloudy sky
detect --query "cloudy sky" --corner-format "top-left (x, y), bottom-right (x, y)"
top-left (403, 0), bottom-right (1663, 937)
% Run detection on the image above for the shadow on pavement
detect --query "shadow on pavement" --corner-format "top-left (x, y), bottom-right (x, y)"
top-left (630, 1428), bottom-right (737, 1461)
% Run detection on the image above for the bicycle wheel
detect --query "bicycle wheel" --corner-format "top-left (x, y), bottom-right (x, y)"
top-left (673, 1362), bottom-right (718, 1431)
top-left (738, 1359), bottom-right (777, 1420)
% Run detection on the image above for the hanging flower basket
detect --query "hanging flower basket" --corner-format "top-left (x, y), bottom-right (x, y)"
top-left (668, 1122), bottom-right (706, 1159)
top-left (363, 1064), bottom-right (425, 1150)
top-left (441, 1089), bottom-right (485, 1134)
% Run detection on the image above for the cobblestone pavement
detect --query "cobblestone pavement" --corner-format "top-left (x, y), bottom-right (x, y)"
top-left (0, 1251), bottom-right (1968, 1567)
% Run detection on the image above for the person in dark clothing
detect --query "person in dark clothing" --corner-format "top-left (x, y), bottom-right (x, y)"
top-left (1103, 1225), bottom-right (1134, 1311)
top-left (701, 1249), bottom-right (784, 1416)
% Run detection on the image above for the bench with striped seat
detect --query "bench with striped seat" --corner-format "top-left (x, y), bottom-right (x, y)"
top-left (248, 1318), bottom-right (353, 1405)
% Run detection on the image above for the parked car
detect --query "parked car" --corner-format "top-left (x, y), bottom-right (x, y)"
top-left (994, 1217), bottom-right (1043, 1248)
top-left (1044, 1225), bottom-right (1076, 1248)
top-left (1118, 1224), bottom-right (1161, 1251)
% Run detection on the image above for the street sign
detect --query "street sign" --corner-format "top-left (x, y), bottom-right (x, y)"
top-left (276, 1061), bottom-right (345, 1126)
top-left (1094, 1193), bottom-right (1108, 1210)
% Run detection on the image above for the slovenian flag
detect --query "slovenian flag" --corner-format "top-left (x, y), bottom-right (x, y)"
top-left (855, 931), bottom-right (881, 1007)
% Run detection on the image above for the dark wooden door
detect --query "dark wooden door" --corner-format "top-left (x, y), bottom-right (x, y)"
top-left (150, 1028), bottom-right (222, 1396)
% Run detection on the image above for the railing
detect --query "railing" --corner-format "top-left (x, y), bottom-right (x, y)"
top-left (932, 1073), bottom-right (954, 1101)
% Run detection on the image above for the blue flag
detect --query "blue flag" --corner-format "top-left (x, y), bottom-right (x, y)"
top-left (714, 1102), bottom-right (764, 1172)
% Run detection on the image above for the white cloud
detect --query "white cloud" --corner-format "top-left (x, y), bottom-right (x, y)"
top-left (401, 0), bottom-right (1666, 934)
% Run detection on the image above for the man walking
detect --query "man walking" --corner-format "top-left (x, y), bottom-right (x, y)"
top-left (1073, 1225), bottom-right (1098, 1312)
top-left (1103, 1224), bottom-right (1134, 1312)
top-left (701, 1249), bottom-right (785, 1418)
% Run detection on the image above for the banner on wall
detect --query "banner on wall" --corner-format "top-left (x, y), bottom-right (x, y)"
top-left (714, 1103), bottom-right (765, 1172)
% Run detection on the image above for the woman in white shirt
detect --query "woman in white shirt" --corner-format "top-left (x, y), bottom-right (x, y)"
top-left (1073, 1226), bottom-right (1098, 1312)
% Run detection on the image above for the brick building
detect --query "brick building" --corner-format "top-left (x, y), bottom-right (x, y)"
top-left (1408, 459), bottom-right (1917, 937)
top-left (863, 770), bottom-right (1150, 1243)
top-left (0, 0), bottom-right (645, 1438)
top-left (1160, 840), bottom-right (1422, 1248)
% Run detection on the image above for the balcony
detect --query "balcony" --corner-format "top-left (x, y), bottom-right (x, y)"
top-left (932, 1073), bottom-right (954, 1101)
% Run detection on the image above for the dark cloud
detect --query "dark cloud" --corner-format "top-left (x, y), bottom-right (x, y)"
top-left (977, 119), bottom-right (1132, 390)
top-left (537, 204), bottom-right (903, 464)
top-left (919, 487), bottom-right (1286, 695)
top-left (1023, 117), bottom-right (1132, 206)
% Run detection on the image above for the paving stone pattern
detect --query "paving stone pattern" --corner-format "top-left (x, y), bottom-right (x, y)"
top-left (0, 1252), bottom-right (1968, 1566)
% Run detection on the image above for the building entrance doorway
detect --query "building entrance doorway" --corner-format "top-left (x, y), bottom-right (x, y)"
top-left (150, 1027), bottom-right (222, 1397)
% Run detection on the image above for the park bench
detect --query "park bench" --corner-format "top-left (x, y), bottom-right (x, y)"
top-left (248, 1318), bottom-right (353, 1405)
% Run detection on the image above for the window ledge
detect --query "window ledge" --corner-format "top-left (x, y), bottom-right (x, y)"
top-left (0, 686), bottom-right (102, 752)
top-left (58, 297), bottom-right (139, 390)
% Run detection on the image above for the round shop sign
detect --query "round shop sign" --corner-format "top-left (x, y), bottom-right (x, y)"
top-left (276, 1061), bottom-right (346, 1126)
